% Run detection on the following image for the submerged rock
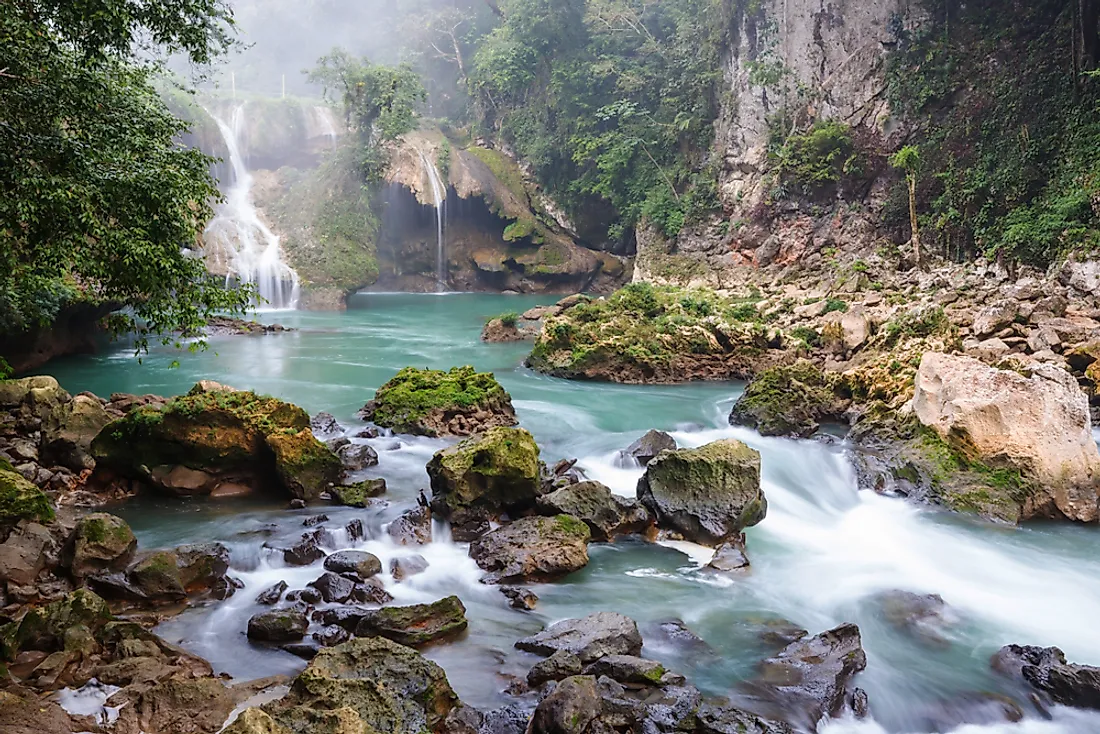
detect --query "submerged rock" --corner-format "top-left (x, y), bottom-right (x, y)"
top-left (622, 429), bottom-right (677, 466)
top-left (390, 554), bottom-right (429, 580)
top-left (428, 426), bottom-right (542, 518)
top-left (637, 439), bottom-right (766, 546)
top-left (360, 365), bottom-right (518, 437)
top-left (469, 515), bottom-right (590, 583)
top-left (337, 442), bottom-right (378, 472)
top-left (516, 611), bottom-right (643, 663)
top-left (354, 595), bottom-right (468, 646)
top-left (877, 589), bottom-right (953, 646)
top-left (740, 623), bottom-right (868, 728)
top-left (992, 644), bottom-right (1100, 710)
top-left (536, 480), bottom-right (651, 541)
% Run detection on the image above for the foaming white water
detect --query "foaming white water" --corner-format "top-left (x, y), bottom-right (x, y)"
top-left (55, 679), bottom-right (122, 726)
top-left (204, 103), bottom-right (301, 310)
top-left (820, 708), bottom-right (1100, 734)
top-left (416, 148), bottom-right (447, 291)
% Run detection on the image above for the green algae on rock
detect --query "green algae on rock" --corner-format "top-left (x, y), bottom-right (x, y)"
top-left (468, 514), bottom-right (591, 583)
top-left (0, 458), bottom-right (54, 529)
top-left (360, 366), bottom-right (517, 437)
top-left (729, 360), bottom-right (851, 438)
top-left (67, 512), bottom-right (137, 578)
top-left (354, 595), bottom-right (468, 647)
top-left (91, 385), bottom-right (340, 500)
top-left (331, 478), bottom-right (387, 508)
top-left (426, 426), bottom-right (541, 518)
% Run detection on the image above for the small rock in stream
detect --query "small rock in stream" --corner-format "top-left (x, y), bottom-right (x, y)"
top-left (308, 572), bottom-right (354, 603)
top-left (247, 609), bottom-right (309, 642)
top-left (323, 550), bottom-right (382, 578)
top-left (255, 580), bottom-right (288, 605)
top-left (345, 518), bottom-right (365, 541)
top-left (391, 554), bottom-right (429, 581)
top-left (501, 586), bottom-right (538, 610)
top-left (302, 514), bottom-right (329, 527)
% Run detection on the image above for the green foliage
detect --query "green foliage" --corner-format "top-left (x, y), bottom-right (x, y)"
top-left (0, 0), bottom-right (250, 347)
top-left (438, 140), bottom-right (453, 180)
top-left (823, 298), bottom-right (849, 315)
top-left (890, 145), bottom-right (921, 174)
top-left (770, 120), bottom-right (864, 196)
top-left (368, 366), bottom-right (511, 430)
top-left (469, 0), bottom-right (731, 243)
top-left (0, 358), bottom-right (11, 380)
top-left (880, 306), bottom-right (955, 347)
top-left (492, 312), bottom-right (520, 327)
top-left (788, 326), bottom-right (821, 347)
top-left (885, 1), bottom-right (1100, 266)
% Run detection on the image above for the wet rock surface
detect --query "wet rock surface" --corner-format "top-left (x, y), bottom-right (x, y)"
top-left (516, 612), bottom-right (643, 663)
top-left (536, 480), bottom-right (651, 540)
top-left (428, 426), bottom-right (541, 518)
top-left (622, 429), bottom-right (677, 466)
top-left (354, 595), bottom-right (468, 646)
top-left (992, 644), bottom-right (1100, 710)
top-left (247, 609), bottom-right (309, 642)
top-left (469, 514), bottom-right (590, 583)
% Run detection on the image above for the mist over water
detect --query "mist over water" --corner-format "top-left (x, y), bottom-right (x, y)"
top-left (45, 294), bottom-right (1100, 733)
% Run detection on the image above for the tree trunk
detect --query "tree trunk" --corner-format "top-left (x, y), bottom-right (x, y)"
top-left (908, 175), bottom-right (922, 269)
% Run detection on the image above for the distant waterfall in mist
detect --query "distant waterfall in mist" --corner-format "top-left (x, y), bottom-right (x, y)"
top-left (417, 149), bottom-right (447, 291)
top-left (204, 104), bottom-right (301, 310)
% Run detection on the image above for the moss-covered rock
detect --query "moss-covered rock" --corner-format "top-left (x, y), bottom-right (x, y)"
top-left (68, 513), bottom-right (137, 578)
top-left (361, 366), bottom-right (517, 437)
top-left (354, 596), bottom-right (468, 647)
top-left (267, 637), bottom-right (459, 734)
top-left (128, 551), bottom-right (186, 602)
top-left (42, 394), bottom-right (113, 471)
top-left (536, 481), bottom-right (652, 541)
top-left (426, 426), bottom-right (541, 518)
top-left (468, 515), bottom-right (591, 583)
top-left (331, 479), bottom-right (387, 507)
top-left (637, 440), bottom-right (766, 546)
top-left (12, 589), bottom-right (112, 655)
top-left (0, 375), bottom-right (71, 418)
top-left (91, 386), bottom-right (340, 500)
top-left (729, 360), bottom-right (851, 437)
top-left (0, 460), bottom-right (54, 529)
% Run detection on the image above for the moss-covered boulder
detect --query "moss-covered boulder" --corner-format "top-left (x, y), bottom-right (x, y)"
top-left (0, 375), bottom-right (70, 419)
top-left (729, 360), bottom-right (851, 437)
top-left (468, 515), bottom-right (590, 583)
top-left (354, 596), bottom-right (468, 646)
top-left (128, 551), bottom-right (186, 602)
top-left (426, 426), bottom-right (541, 518)
top-left (91, 386), bottom-right (341, 500)
top-left (0, 459), bottom-right (54, 529)
top-left (331, 479), bottom-right (387, 507)
top-left (67, 512), bottom-right (137, 578)
top-left (265, 637), bottom-right (459, 734)
top-left (42, 394), bottom-right (114, 471)
top-left (637, 440), bottom-right (766, 546)
top-left (11, 589), bottom-right (112, 655)
top-left (536, 481), bottom-right (652, 541)
top-left (360, 366), bottom-right (517, 437)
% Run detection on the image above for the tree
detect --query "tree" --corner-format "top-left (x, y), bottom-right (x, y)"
top-left (891, 145), bottom-right (923, 269)
top-left (0, 0), bottom-right (248, 350)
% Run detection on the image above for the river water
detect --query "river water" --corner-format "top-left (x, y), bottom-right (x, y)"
top-left (43, 294), bottom-right (1100, 734)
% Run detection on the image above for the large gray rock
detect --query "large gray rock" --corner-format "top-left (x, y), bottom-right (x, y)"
top-left (516, 612), bottom-right (643, 663)
top-left (536, 481), bottom-right (651, 541)
top-left (469, 515), bottom-right (590, 583)
top-left (323, 550), bottom-right (382, 579)
top-left (636, 439), bottom-right (766, 546)
top-left (354, 596), bottom-right (468, 647)
top-left (67, 513), bottom-right (137, 578)
top-left (246, 609), bottom-right (308, 642)
top-left (0, 522), bottom-right (56, 586)
top-left (622, 430), bottom-right (677, 466)
top-left (42, 394), bottom-right (113, 471)
top-left (991, 644), bottom-right (1100, 710)
top-left (387, 506), bottom-right (432, 545)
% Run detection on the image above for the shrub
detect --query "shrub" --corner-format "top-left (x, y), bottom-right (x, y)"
top-left (823, 298), bottom-right (849, 314)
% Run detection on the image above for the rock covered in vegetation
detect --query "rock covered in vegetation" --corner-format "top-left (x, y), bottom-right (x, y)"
top-left (0, 458), bottom-right (54, 529)
top-left (252, 636), bottom-right (459, 734)
top-left (67, 512), bottom-right (137, 578)
top-left (41, 394), bottom-right (113, 471)
top-left (482, 310), bottom-right (541, 342)
top-left (912, 353), bottom-right (1100, 522)
top-left (991, 644), bottom-right (1100, 710)
top-left (536, 480), bottom-right (651, 540)
top-left (331, 478), bottom-right (386, 507)
top-left (469, 515), bottom-right (590, 583)
top-left (427, 426), bottom-right (541, 518)
top-left (354, 595), bottom-right (468, 646)
top-left (360, 366), bottom-right (517, 437)
top-left (91, 386), bottom-right (341, 501)
top-left (622, 429), bottom-right (677, 466)
top-left (516, 612), bottom-right (643, 663)
top-left (729, 360), bottom-right (850, 437)
top-left (637, 439), bottom-right (766, 546)
top-left (740, 623), bottom-right (868, 728)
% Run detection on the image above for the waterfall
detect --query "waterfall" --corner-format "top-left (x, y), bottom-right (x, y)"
top-left (417, 149), bottom-right (447, 291)
top-left (311, 106), bottom-right (338, 146)
top-left (204, 104), bottom-right (301, 311)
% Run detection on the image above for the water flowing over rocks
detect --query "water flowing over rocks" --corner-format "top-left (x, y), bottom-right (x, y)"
top-left (912, 352), bottom-right (1100, 522)
top-left (992, 644), bottom-right (1100, 711)
top-left (468, 514), bottom-right (590, 583)
top-left (622, 429), bottom-right (677, 466)
top-left (637, 439), bottom-right (766, 546)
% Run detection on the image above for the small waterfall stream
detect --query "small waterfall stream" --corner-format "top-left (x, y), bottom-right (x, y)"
top-left (417, 149), bottom-right (448, 291)
top-left (204, 104), bottom-right (301, 310)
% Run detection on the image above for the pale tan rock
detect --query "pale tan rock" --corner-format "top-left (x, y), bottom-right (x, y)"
top-left (912, 352), bottom-right (1100, 522)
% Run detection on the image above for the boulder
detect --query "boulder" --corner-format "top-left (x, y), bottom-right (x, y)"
top-left (516, 612), bottom-right (643, 663)
top-left (0, 461), bottom-right (54, 529)
top-left (707, 536), bottom-right (750, 572)
top-left (354, 595), bottom-right (468, 646)
top-left (283, 534), bottom-right (325, 566)
top-left (622, 430), bottom-right (677, 466)
top-left (128, 550), bottom-right (187, 601)
top-left (323, 550), bottom-right (382, 579)
top-left (331, 478), bottom-right (386, 507)
top-left (387, 506), bottom-right (432, 545)
top-left (256, 580), bottom-right (288, 605)
top-left (247, 610), bottom-right (309, 642)
top-left (530, 675), bottom-right (601, 734)
top-left (536, 481), bottom-right (651, 541)
top-left (390, 554), bottom-right (429, 581)
top-left (91, 389), bottom-right (341, 500)
top-left (308, 572), bottom-right (355, 603)
top-left (729, 361), bottom-right (849, 438)
top-left (583, 654), bottom-right (667, 685)
top-left (175, 542), bottom-right (231, 592)
top-left (469, 515), bottom-right (590, 583)
top-left (636, 440), bottom-right (766, 546)
top-left (108, 676), bottom-right (237, 734)
top-left (912, 352), bottom-right (1100, 522)
top-left (360, 366), bottom-right (518, 437)
top-left (501, 586), bottom-right (538, 610)
top-left (313, 625), bottom-right (352, 648)
top-left (11, 588), bottom-right (112, 653)
top-left (67, 513), bottom-right (136, 578)
top-left (528, 650), bottom-right (584, 686)
top-left (0, 521), bottom-right (56, 586)
top-left (310, 411), bottom-right (341, 437)
top-left (0, 690), bottom-right (80, 734)
top-left (740, 623), bottom-right (868, 728)
top-left (41, 394), bottom-right (113, 471)
top-left (264, 637), bottom-right (458, 734)
top-left (991, 644), bottom-right (1100, 710)
top-left (337, 442), bottom-right (378, 471)
top-left (222, 708), bottom-right (288, 734)
top-left (972, 300), bottom-right (1018, 338)
top-left (427, 426), bottom-right (541, 518)
top-left (0, 376), bottom-right (70, 417)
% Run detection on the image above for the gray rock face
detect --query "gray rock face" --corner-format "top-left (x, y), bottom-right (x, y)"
top-left (310, 411), bottom-right (341, 437)
top-left (390, 554), bottom-right (429, 581)
top-left (582, 654), bottom-right (667, 685)
top-left (283, 534), bottom-right (325, 566)
top-left (387, 506), bottom-right (432, 545)
top-left (246, 610), bottom-right (308, 642)
top-left (469, 515), bottom-right (590, 584)
top-left (623, 430), bottom-right (677, 466)
top-left (636, 439), bottom-right (766, 546)
top-left (530, 675), bottom-right (601, 734)
top-left (338, 442), bottom-right (379, 471)
top-left (354, 596), bottom-right (468, 647)
top-left (308, 572), bottom-right (355, 603)
top-left (255, 580), bottom-right (287, 605)
top-left (501, 586), bottom-right (538, 610)
top-left (707, 536), bottom-right (750, 572)
top-left (991, 644), bottom-right (1100, 710)
top-left (528, 650), bottom-right (584, 687)
top-left (740, 623), bottom-right (868, 729)
top-left (516, 612), bottom-right (643, 663)
top-left (175, 542), bottom-right (230, 592)
top-left (323, 550), bottom-right (382, 579)
top-left (536, 481), bottom-right (651, 541)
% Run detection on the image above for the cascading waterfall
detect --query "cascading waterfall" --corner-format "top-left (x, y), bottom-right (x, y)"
top-left (417, 149), bottom-right (448, 291)
top-left (204, 104), bottom-right (301, 310)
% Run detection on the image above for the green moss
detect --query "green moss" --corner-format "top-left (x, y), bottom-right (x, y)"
top-left (880, 306), bottom-right (957, 348)
top-left (823, 298), bottom-right (849, 315)
top-left (730, 361), bottom-right (849, 437)
top-left (367, 366), bottom-right (511, 433)
top-left (331, 479), bottom-right (387, 507)
top-left (552, 514), bottom-right (589, 539)
top-left (642, 664), bottom-right (667, 683)
top-left (427, 426), bottom-right (541, 514)
top-left (0, 467), bottom-right (54, 528)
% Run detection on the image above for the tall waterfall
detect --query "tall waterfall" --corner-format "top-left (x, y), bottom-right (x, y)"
top-left (417, 149), bottom-right (447, 291)
top-left (204, 104), bottom-right (301, 310)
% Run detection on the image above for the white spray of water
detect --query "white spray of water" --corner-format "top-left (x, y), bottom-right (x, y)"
top-left (311, 106), bottom-right (339, 146)
top-left (204, 103), bottom-right (301, 310)
top-left (416, 148), bottom-right (447, 291)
